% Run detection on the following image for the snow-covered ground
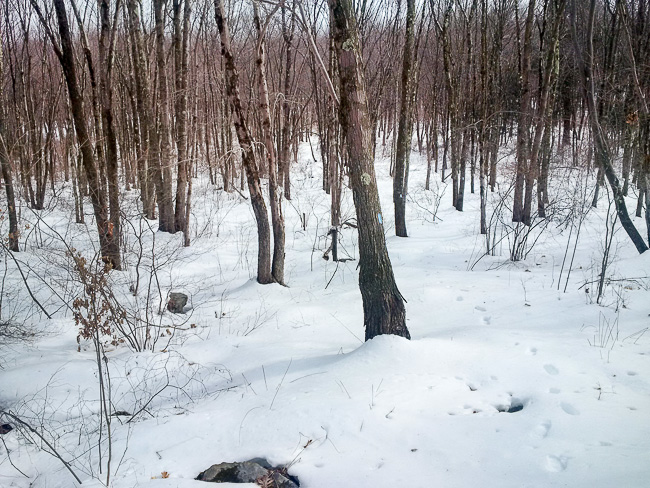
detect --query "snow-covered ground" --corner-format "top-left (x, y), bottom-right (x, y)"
top-left (1, 142), bottom-right (649, 488)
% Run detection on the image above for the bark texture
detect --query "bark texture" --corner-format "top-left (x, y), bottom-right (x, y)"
top-left (214, 0), bottom-right (273, 284)
top-left (329, 0), bottom-right (410, 341)
top-left (393, 0), bottom-right (416, 237)
top-left (0, 40), bottom-right (19, 252)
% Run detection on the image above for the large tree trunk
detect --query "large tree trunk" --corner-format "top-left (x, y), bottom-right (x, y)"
top-left (0, 40), bottom-right (19, 252)
top-left (393, 0), bottom-right (416, 237)
top-left (513, 0), bottom-right (536, 223)
top-left (98, 0), bottom-right (122, 270)
top-left (280, 1), bottom-right (295, 201)
top-left (253, 1), bottom-right (286, 284)
top-left (329, 0), bottom-right (410, 341)
top-left (40, 0), bottom-right (120, 268)
top-left (153, 0), bottom-right (175, 233)
top-left (214, 0), bottom-right (273, 284)
top-left (173, 0), bottom-right (191, 237)
top-left (127, 0), bottom-right (155, 219)
top-left (571, 0), bottom-right (647, 254)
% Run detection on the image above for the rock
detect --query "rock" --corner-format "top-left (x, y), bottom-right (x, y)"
top-left (0, 424), bottom-right (13, 435)
top-left (167, 292), bottom-right (188, 313)
top-left (196, 459), bottom-right (299, 487)
top-left (196, 461), bottom-right (267, 483)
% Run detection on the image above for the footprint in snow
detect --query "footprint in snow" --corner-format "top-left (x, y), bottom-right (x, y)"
top-left (526, 347), bottom-right (538, 356)
top-left (530, 420), bottom-right (552, 440)
top-left (474, 305), bottom-right (487, 312)
top-left (544, 364), bottom-right (559, 375)
top-left (545, 455), bottom-right (568, 472)
top-left (482, 316), bottom-right (491, 325)
top-left (560, 402), bottom-right (580, 415)
top-left (456, 296), bottom-right (464, 301)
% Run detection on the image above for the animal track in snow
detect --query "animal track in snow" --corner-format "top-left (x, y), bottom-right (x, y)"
top-left (481, 316), bottom-right (492, 325)
top-left (474, 305), bottom-right (487, 312)
top-left (531, 420), bottom-right (551, 440)
top-left (544, 364), bottom-right (559, 375)
top-left (545, 454), bottom-right (567, 472)
top-left (560, 402), bottom-right (579, 415)
top-left (526, 347), bottom-right (538, 356)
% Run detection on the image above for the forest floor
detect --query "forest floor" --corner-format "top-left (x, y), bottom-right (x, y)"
top-left (1, 142), bottom-right (649, 488)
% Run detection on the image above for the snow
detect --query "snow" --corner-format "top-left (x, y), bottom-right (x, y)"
top-left (1, 142), bottom-right (649, 488)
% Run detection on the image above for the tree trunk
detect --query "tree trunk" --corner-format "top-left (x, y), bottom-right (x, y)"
top-left (127, 0), bottom-right (155, 219)
top-left (40, 0), bottom-right (120, 268)
top-left (214, 0), bottom-right (273, 284)
top-left (0, 40), bottom-right (19, 252)
top-left (329, 0), bottom-right (410, 341)
top-left (393, 0), bottom-right (416, 237)
top-left (254, 1), bottom-right (286, 284)
top-left (571, 0), bottom-right (647, 253)
top-left (154, 0), bottom-right (175, 233)
top-left (281, 1), bottom-right (295, 201)
top-left (173, 0), bottom-right (191, 237)
top-left (513, 0), bottom-right (536, 223)
top-left (98, 0), bottom-right (122, 270)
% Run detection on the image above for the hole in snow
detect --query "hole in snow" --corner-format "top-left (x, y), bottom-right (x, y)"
top-left (496, 397), bottom-right (526, 413)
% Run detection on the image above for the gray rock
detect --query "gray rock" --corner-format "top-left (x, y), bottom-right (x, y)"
top-left (269, 470), bottom-right (300, 488)
top-left (196, 461), bottom-right (267, 483)
top-left (167, 292), bottom-right (188, 313)
top-left (196, 460), bottom-right (299, 487)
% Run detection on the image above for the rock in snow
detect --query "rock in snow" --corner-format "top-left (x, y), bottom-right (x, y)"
top-left (196, 459), bottom-right (299, 487)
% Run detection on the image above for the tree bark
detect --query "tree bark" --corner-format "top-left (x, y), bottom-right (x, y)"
top-left (37, 0), bottom-right (120, 268)
top-left (329, 0), bottom-right (410, 341)
top-left (98, 0), bottom-right (122, 269)
top-left (253, 1), bottom-right (286, 284)
top-left (126, 0), bottom-right (156, 220)
top-left (571, 0), bottom-right (647, 253)
top-left (513, 0), bottom-right (536, 223)
top-left (154, 0), bottom-right (175, 233)
top-left (0, 40), bottom-right (19, 252)
top-left (214, 0), bottom-right (273, 284)
top-left (393, 0), bottom-right (416, 237)
top-left (173, 0), bottom-right (191, 237)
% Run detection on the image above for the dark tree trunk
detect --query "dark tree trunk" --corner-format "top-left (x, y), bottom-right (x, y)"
top-left (39, 0), bottom-right (120, 268)
top-left (513, 0), bottom-right (536, 223)
top-left (393, 0), bottom-right (416, 237)
top-left (281, 1), bottom-right (295, 201)
top-left (98, 0), bottom-right (122, 269)
top-left (572, 0), bottom-right (647, 254)
top-left (329, 0), bottom-right (410, 341)
top-left (154, 0), bottom-right (175, 233)
top-left (253, 0), bottom-right (286, 284)
top-left (173, 0), bottom-right (191, 237)
top-left (0, 41), bottom-right (19, 252)
top-left (214, 0), bottom-right (273, 284)
top-left (126, 0), bottom-right (155, 220)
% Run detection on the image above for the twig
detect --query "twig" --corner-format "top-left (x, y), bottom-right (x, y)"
top-left (1, 410), bottom-right (83, 484)
top-left (269, 359), bottom-right (292, 410)
top-left (0, 241), bottom-right (51, 319)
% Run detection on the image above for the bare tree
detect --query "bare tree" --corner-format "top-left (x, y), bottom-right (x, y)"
top-left (329, 0), bottom-right (411, 341)
top-left (570, 0), bottom-right (648, 253)
top-left (214, 0), bottom-right (273, 284)
top-left (393, 0), bottom-right (417, 237)
top-left (253, 0), bottom-right (286, 284)
top-left (0, 38), bottom-right (19, 252)
top-left (31, 0), bottom-right (121, 269)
